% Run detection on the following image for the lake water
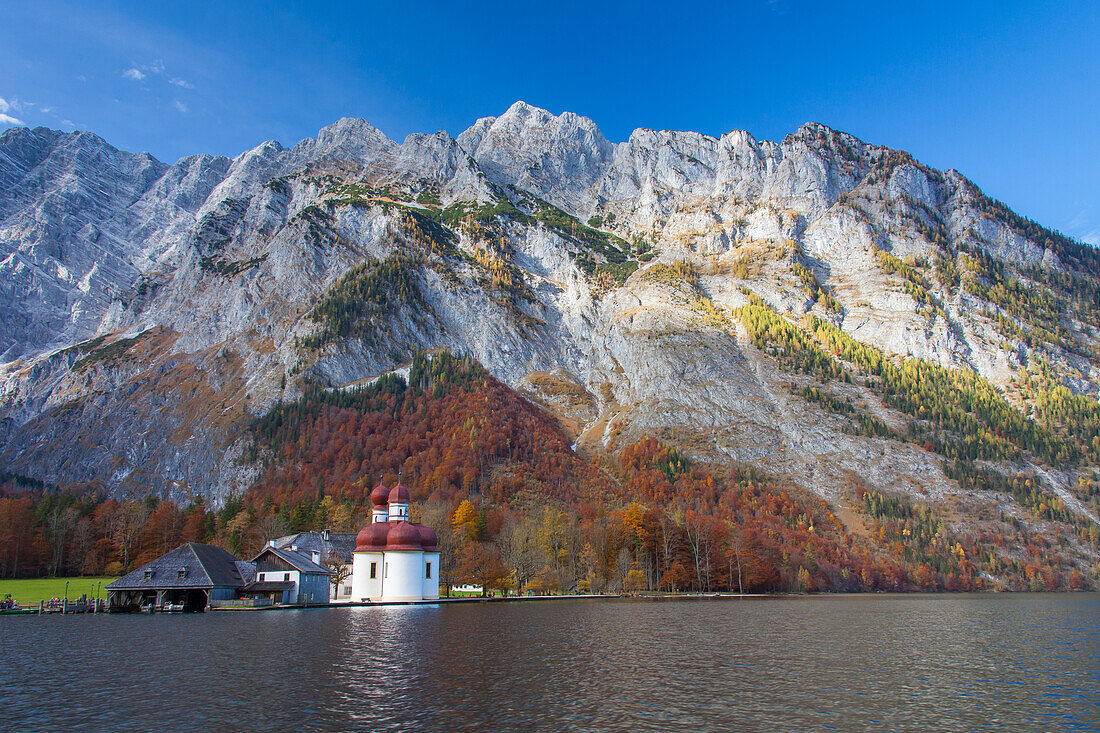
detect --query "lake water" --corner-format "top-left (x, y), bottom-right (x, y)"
top-left (2, 594), bottom-right (1097, 731)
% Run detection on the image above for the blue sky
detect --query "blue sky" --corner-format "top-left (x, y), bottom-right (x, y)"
top-left (2, 1), bottom-right (1098, 244)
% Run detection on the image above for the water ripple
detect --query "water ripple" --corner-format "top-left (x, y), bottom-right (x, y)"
top-left (0, 594), bottom-right (1097, 731)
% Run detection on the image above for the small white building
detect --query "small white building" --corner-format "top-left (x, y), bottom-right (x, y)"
top-left (451, 584), bottom-right (484, 595)
top-left (351, 480), bottom-right (440, 602)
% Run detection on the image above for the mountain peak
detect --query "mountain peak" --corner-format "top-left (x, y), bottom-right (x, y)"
top-left (787, 121), bottom-right (868, 151)
top-left (502, 99), bottom-right (544, 118)
top-left (497, 100), bottom-right (602, 133)
top-left (456, 101), bottom-right (612, 207)
top-left (316, 116), bottom-right (391, 143)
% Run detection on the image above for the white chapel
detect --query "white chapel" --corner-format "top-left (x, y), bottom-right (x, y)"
top-left (351, 479), bottom-right (440, 602)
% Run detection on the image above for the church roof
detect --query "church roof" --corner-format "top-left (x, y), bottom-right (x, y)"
top-left (388, 482), bottom-right (411, 505)
top-left (356, 522), bottom-right (389, 551)
top-left (370, 480), bottom-right (390, 507)
top-left (385, 521), bottom-right (424, 551)
top-left (419, 525), bottom-right (438, 551)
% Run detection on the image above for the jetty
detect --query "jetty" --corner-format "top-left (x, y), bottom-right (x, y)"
top-left (1, 598), bottom-right (108, 615)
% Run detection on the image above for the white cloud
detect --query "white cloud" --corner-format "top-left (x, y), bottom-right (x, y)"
top-left (122, 67), bottom-right (145, 81)
top-left (0, 98), bottom-right (27, 124)
top-left (75, 75), bottom-right (86, 82)
top-left (1078, 229), bottom-right (1100, 247)
top-left (61, 119), bottom-right (74, 129)
top-left (150, 59), bottom-right (165, 74)
top-left (1066, 207), bottom-right (1100, 247)
top-left (169, 77), bottom-right (194, 89)
top-left (173, 100), bottom-right (188, 113)
top-left (39, 106), bottom-right (55, 113)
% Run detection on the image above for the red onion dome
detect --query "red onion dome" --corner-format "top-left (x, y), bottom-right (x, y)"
top-left (355, 522), bottom-right (389, 552)
top-left (370, 480), bottom-right (390, 507)
top-left (418, 524), bottom-right (438, 551)
top-left (388, 481), bottom-right (411, 505)
top-left (386, 521), bottom-right (423, 551)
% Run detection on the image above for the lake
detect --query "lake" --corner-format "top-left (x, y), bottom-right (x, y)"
top-left (2, 594), bottom-right (1097, 731)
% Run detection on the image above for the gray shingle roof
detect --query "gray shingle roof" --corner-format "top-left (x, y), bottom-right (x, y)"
top-left (274, 531), bottom-right (356, 563)
top-left (243, 580), bottom-right (295, 592)
top-left (235, 560), bottom-right (257, 586)
top-left (252, 546), bottom-right (334, 575)
top-left (107, 543), bottom-right (247, 591)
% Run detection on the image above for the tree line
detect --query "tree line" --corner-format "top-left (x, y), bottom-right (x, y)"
top-left (1, 349), bottom-right (1092, 592)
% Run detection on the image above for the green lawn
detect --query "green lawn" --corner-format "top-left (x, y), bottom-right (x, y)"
top-left (0, 577), bottom-right (118, 605)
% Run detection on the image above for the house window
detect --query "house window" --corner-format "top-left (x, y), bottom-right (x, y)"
top-left (284, 572), bottom-right (290, 581)
top-left (177, 568), bottom-right (187, 579)
top-left (258, 573), bottom-right (265, 581)
top-left (143, 569), bottom-right (153, 579)
top-left (370, 562), bottom-right (377, 579)
top-left (425, 562), bottom-right (432, 579)
top-left (343, 586), bottom-right (352, 596)
top-left (384, 562), bottom-right (389, 579)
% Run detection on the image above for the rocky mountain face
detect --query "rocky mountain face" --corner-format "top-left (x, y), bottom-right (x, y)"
top-left (2, 102), bottom-right (1098, 568)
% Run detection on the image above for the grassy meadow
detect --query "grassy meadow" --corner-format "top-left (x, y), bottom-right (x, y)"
top-left (0, 577), bottom-right (118, 604)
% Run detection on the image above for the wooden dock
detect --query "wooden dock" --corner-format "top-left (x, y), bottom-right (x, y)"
top-left (0, 598), bottom-right (108, 615)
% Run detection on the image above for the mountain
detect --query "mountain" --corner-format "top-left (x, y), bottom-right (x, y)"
top-left (1, 102), bottom-right (1098, 583)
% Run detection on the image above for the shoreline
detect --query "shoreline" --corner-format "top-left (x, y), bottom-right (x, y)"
top-left (213, 592), bottom-right (777, 611)
top-left (5, 589), bottom-right (1096, 617)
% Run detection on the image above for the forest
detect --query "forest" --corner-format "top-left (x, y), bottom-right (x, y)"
top-left (735, 293), bottom-right (1092, 466)
top-left (1, 350), bottom-right (1092, 593)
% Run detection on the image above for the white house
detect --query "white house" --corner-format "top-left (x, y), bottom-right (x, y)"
top-left (351, 479), bottom-right (440, 602)
top-left (247, 546), bottom-right (333, 605)
top-left (272, 530), bottom-right (356, 602)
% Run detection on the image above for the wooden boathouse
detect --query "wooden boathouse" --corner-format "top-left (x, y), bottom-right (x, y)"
top-left (106, 542), bottom-right (254, 612)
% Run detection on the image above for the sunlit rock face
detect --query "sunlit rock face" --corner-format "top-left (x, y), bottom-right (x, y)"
top-left (0, 104), bottom-right (1095, 535)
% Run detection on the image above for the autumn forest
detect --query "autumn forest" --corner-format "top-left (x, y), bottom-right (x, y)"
top-left (1, 351), bottom-right (1093, 594)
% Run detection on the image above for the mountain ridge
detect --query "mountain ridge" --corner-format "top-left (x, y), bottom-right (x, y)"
top-left (1, 103), bottom-right (1098, 583)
